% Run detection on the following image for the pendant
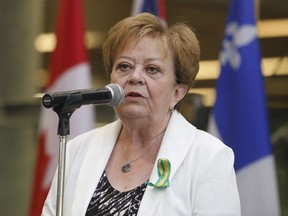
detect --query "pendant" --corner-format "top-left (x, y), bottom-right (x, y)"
top-left (122, 163), bottom-right (131, 173)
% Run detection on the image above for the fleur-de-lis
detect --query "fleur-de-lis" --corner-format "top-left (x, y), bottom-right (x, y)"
top-left (220, 22), bottom-right (257, 70)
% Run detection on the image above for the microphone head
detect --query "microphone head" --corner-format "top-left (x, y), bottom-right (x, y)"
top-left (105, 83), bottom-right (124, 106)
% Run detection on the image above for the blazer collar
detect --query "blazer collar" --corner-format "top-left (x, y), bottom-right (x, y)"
top-left (138, 111), bottom-right (196, 216)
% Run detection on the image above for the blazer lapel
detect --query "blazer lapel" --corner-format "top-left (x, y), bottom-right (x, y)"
top-left (71, 120), bottom-right (122, 216)
top-left (138, 111), bottom-right (196, 215)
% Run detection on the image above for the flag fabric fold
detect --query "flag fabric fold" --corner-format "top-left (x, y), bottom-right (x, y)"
top-left (208, 0), bottom-right (280, 215)
top-left (29, 0), bottom-right (95, 215)
top-left (131, 0), bottom-right (166, 21)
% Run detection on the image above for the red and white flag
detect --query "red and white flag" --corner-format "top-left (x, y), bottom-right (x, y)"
top-left (29, 0), bottom-right (95, 215)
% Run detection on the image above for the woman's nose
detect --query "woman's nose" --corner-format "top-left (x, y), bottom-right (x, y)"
top-left (128, 66), bottom-right (145, 84)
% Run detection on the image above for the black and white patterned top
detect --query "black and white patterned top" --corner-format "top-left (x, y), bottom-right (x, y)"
top-left (86, 171), bottom-right (147, 216)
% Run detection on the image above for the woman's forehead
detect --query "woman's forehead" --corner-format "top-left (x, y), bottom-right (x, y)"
top-left (115, 36), bottom-right (170, 59)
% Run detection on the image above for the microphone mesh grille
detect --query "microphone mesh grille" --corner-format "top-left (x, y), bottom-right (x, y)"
top-left (105, 83), bottom-right (124, 106)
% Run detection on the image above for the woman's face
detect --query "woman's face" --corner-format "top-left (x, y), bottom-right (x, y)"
top-left (111, 36), bottom-right (187, 121)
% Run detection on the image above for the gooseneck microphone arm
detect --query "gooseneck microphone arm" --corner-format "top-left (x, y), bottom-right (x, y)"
top-left (42, 83), bottom-right (124, 216)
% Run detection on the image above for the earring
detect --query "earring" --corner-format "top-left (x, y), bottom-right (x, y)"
top-left (169, 107), bottom-right (174, 113)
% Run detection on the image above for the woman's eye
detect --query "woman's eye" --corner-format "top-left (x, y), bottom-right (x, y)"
top-left (118, 63), bottom-right (131, 71)
top-left (147, 66), bottom-right (160, 74)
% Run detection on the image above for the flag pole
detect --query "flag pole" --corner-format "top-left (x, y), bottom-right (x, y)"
top-left (255, 0), bottom-right (260, 20)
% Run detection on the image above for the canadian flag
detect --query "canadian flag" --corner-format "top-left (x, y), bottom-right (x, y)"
top-left (29, 0), bottom-right (95, 215)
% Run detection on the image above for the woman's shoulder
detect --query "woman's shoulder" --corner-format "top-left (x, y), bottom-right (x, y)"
top-left (191, 128), bottom-right (234, 161)
top-left (73, 120), bottom-right (119, 139)
top-left (67, 120), bottom-right (120, 151)
top-left (194, 128), bottom-right (226, 146)
top-left (173, 111), bottom-right (230, 151)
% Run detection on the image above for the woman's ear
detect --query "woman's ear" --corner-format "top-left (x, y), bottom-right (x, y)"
top-left (172, 84), bottom-right (189, 106)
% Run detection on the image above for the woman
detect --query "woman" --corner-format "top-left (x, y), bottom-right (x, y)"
top-left (42, 13), bottom-right (240, 215)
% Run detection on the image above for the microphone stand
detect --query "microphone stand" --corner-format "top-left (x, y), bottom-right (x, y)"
top-left (51, 94), bottom-right (82, 216)
top-left (42, 85), bottom-right (123, 215)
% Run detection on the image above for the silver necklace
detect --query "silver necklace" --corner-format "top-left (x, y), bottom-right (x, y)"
top-left (121, 130), bottom-right (165, 173)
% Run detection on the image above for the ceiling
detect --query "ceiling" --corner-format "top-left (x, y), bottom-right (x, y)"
top-left (40, 0), bottom-right (288, 107)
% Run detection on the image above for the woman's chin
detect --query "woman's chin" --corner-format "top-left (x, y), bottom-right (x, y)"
top-left (116, 105), bottom-right (148, 120)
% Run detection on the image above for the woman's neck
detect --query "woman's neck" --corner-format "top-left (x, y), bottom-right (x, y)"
top-left (118, 114), bottom-right (170, 146)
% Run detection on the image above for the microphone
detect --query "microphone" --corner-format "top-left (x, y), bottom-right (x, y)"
top-left (42, 83), bottom-right (124, 109)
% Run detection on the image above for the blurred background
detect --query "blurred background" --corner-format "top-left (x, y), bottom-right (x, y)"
top-left (0, 0), bottom-right (287, 215)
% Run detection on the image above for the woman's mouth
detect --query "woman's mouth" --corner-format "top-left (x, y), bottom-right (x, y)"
top-left (125, 92), bottom-right (144, 98)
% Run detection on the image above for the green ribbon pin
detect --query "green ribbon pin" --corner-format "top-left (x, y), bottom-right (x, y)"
top-left (147, 158), bottom-right (171, 188)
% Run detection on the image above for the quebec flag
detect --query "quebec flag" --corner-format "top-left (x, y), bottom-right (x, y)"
top-left (208, 0), bottom-right (281, 215)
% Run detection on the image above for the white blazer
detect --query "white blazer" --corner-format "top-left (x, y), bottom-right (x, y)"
top-left (42, 111), bottom-right (241, 216)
